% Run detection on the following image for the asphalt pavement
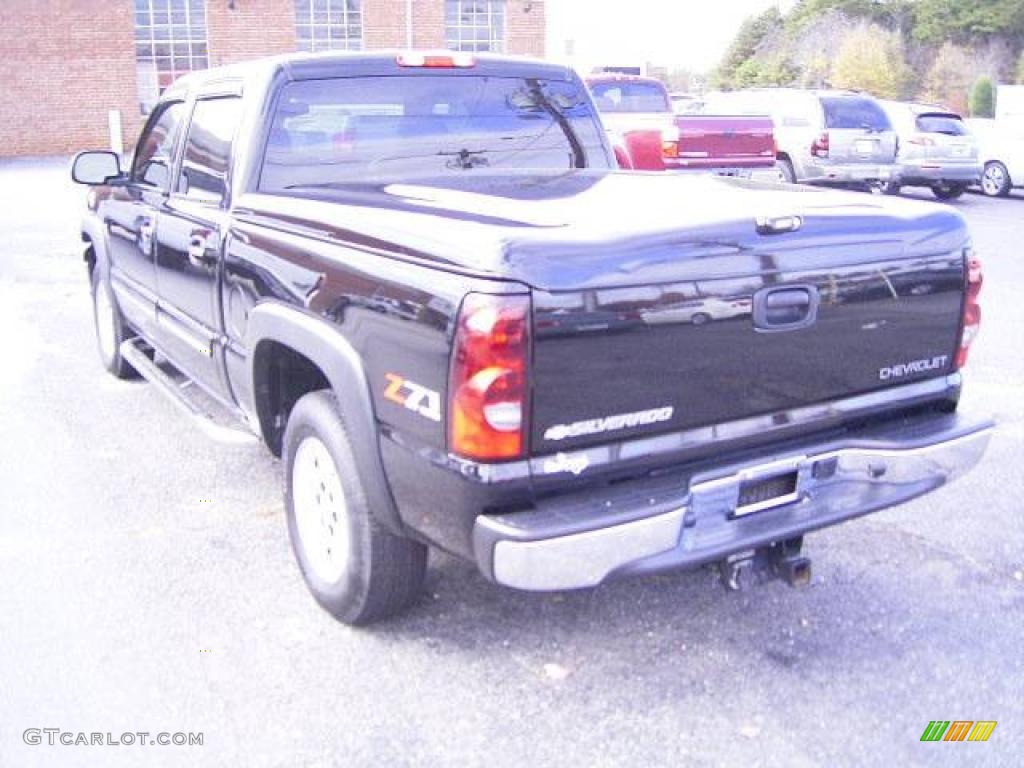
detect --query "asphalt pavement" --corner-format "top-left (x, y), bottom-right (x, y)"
top-left (1, 157), bottom-right (1021, 767)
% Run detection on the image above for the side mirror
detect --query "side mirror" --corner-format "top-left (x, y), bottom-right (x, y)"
top-left (71, 151), bottom-right (122, 185)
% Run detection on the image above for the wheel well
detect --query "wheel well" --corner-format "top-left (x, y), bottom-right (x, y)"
top-left (252, 341), bottom-right (331, 456)
top-left (83, 236), bottom-right (96, 277)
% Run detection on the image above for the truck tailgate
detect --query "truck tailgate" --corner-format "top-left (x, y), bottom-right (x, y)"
top-left (671, 115), bottom-right (775, 169)
top-left (527, 206), bottom-right (966, 454)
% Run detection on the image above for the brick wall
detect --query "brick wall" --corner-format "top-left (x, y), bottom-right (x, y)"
top-left (0, 0), bottom-right (547, 158)
top-left (363, 0), bottom-right (407, 48)
top-left (0, 0), bottom-right (142, 158)
top-left (506, 0), bottom-right (545, 57)
top-left (206, 0), bottom-right (297, 66)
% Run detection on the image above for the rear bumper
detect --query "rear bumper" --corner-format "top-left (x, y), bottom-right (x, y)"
top-left (472, 412), bottom-right (992, 591)
top-left (895, 162), bottom-right (981, 185)
top-left (802, 161), bottom-right (896, 184)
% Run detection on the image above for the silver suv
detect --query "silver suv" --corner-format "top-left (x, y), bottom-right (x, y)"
top-left (880, 101), bottom-right (981, 199)
top-left (702, 88), bottom-right (898, 186)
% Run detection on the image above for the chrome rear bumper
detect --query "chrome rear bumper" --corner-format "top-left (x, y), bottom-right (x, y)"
top-left (473, 413), bottom-right (992, 591)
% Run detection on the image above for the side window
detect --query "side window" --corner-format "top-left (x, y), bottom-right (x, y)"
top-left (178, 96), bottom-right (243, 205)
top-left (131, 101), bottom-right (186, 189)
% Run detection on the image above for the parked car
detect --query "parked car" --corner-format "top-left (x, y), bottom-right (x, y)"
top-left (586, 74), bottom-right (775, 175)
top-left (967, 118), bottom-right (1024, 197)
top-left (71, 51), bottom-right (991, 625)
top-left (878, 101), bottom-right (980, 199)
top-left (703, 88), bottom-right (898, 187)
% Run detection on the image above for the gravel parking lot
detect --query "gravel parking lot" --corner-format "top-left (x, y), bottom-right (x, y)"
top-left (1, 157), bottom-right (1021, 768)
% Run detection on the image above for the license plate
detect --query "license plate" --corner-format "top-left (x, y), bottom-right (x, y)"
top-left (713, 168), bottom-right (752, 179)
top-left (855, 139), bottom-right (876, 156)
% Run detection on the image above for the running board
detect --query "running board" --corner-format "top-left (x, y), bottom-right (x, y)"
top-left (120, 339), bottom-right (259, 445)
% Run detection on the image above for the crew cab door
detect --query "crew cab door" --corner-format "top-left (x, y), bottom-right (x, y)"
top-left (154, 94), bottom-right (244, 403)
top-left (103, 100), bottom-right (187, 338)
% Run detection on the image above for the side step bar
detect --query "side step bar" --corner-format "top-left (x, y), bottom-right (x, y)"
top-left (120, 339), bottom-right (259, 445)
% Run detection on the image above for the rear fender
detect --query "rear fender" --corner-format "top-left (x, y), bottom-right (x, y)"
top-left (246, 301), bottom-right (404, 534)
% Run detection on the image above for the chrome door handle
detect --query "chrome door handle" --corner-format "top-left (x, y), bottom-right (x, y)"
top-left (187, 234), bottom-right (216, 268)
top-left (138, 218), bottom-right (155, 255)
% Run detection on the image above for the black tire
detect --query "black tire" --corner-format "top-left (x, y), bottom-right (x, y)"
top-left (775, 157), bottom-right (796, 184)
top-left (283, 390), bottom-right (427, 625)
top-left (932, 182), bottom-right (967, 200)
top-left (90, 266), bottom-right (139, 379)
top-left (980, 161), bottom-right (1011, 198)
top-left (690, 312), bottom-right (711, 326)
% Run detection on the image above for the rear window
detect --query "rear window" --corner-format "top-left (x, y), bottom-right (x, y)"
top-left (259, 75), bottom-right (610, 191)
top-left (821, 97), bottom-right (891, 131)
top-left (589, 81), bottom-right (670, 113)
top-left (915, 113), bottom-right (968, 136)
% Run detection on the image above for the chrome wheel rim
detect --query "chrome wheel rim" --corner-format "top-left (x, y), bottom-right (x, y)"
top-left (94, 280), bottom-right (117, 364)
top-left (292, 435), bottom-right (350, 584)
top-left (982, 165), bottom-right (1004, 196)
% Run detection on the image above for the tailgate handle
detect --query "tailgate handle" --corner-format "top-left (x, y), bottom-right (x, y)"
top-left (753, 285), bottom-right (819, 331)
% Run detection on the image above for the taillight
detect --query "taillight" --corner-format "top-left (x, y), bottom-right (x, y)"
top-left (811, 131), bottom-right (830, 158)
top-left (907, 134), bottom-right (936, 146)
top-left (661, 126), bottom-right (680, 159)
top-left (449, 293), bottom-right (530, 461)
top-left (955, 252), bottom-right (983, 369)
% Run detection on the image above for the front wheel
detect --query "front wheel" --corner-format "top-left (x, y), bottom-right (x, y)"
top-left (981, 161), bottom-right (1011, 197)
top-left (284, 390), bottom-right (427, 625)
top-left (90, 267), bottom-right (139, 379)
top-left (932, 182), bottom-right (967, 200)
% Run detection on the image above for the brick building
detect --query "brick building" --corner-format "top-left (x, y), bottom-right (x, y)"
top-left (0, 0), bottom-right (546, 157)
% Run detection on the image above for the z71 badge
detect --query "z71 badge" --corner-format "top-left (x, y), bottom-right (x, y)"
top-left (384, 373), bottom-right (441, 422)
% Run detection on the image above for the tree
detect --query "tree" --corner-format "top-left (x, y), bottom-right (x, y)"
top-left (1017, 51), bottom-right (1024, 83)
top-left (712, 7), bottom-right (783, 89)
top-left (970, 77), bottom-right (996, 117)
top-left (831, 23), bottom-right (911, 98)
top-left (921, 42), bottom-right (973, 112)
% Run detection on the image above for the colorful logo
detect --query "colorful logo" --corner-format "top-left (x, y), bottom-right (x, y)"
top-left (920, 721), bottom-right (997, 742)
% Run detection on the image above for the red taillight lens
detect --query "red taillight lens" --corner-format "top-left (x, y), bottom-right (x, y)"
top-left (907, 134), bottom-right (936, 146)
top-left (955, 253), bottom-right (983, 369)
top-left (811, 131), bottom-right (830, 158)
top-left (449, 293), bottom-right (529, 461)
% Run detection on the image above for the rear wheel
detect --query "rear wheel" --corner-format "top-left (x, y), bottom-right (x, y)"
top-left (284, 390), bottom-right (427, 625)
top-left (932, 182), bottom-right (967, 200)
top-left (775, 157), bottom-right (796, 184)
top-left (981, 161), bottom-right (1011, 197)
top-left (90, 267), bottom-right (139, 379)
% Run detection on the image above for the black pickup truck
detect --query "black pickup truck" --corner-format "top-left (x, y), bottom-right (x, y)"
top-left (71, 51), bottom-right (992, 625)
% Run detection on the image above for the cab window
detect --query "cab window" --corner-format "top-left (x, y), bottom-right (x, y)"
top-left (177, 96), bottom-right (243, 205)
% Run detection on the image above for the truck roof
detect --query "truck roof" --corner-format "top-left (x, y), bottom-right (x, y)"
top-left (162, 50), bottom-right (575, 100)
top-left (585, 73), bottom-right (666, 87)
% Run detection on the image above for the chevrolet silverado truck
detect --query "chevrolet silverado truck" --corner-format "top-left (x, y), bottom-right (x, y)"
top-left (71, 51), bottom-right (992, 625)
top-left (586, 74), bottom-right (776, 174)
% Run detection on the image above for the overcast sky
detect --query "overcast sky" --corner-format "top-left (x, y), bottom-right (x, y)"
top-left (545, 0), bottom-right (796, 74)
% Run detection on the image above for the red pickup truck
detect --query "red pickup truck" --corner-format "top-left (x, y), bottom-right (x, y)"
top-left (587, 74), bottom-right (775, 174)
